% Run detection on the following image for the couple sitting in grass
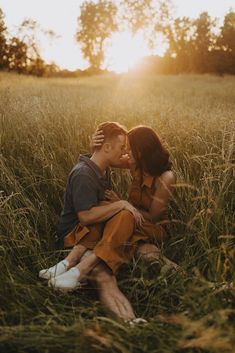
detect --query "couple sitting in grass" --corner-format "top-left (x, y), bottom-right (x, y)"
top-left (39, 121), bottom-right (179, 322)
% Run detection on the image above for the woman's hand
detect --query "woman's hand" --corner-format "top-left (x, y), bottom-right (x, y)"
top-left (105, 189), bottom-right (120, 202)
top-left (121, 200), bottom-right (145, 228)
top-left (119, 153), bottom-right (131, 165)
top-left (90, 129), bottom-right (104, 150)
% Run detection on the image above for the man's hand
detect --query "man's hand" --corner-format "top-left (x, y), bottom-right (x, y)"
top-left (104, 189), bottom-right (120, 202)
top-left (120, 200), bottom-right (145, 228)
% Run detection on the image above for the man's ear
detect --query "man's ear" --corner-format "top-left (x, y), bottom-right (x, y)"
top-left (103, 142), bottom-right (111, 153)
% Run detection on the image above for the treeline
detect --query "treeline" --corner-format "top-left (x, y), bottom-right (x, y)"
top-left (77, 0), bottom-right (235, 75)
top-left (135, 10), bottom-right (235, 75)
top-left (0, 10), bottom-right (60, 76)
top-left (1, 1), bottom-right (235, 76)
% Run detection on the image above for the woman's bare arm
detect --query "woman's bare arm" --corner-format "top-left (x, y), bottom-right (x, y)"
top-left (149, 171), bottom-right (176, 223)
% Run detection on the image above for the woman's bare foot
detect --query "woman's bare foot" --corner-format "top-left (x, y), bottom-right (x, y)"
top-left (137, 243), bottom-right (185, 273)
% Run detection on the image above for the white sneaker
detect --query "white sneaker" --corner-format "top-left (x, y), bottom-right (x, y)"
top-left (39, 259), bottom-right (69, 280)
top-left (48, 267), bottom-right (81, 292)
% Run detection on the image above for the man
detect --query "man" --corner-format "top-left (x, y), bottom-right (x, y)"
top-left (39, 121), bottom-right (143, 321)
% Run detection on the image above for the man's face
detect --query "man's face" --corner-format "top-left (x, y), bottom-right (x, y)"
top-left (108, 134), bottom-right (127, 167)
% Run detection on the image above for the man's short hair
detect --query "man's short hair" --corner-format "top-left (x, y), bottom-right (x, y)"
top-left (95, 121), bottom-right (127, 149)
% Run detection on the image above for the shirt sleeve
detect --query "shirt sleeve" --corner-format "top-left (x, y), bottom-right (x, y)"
top-left (70, 173), bottom-right (98, 213)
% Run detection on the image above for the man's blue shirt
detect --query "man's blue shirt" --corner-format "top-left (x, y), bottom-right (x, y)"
top-left (57, 155), bottom-right (112, 240)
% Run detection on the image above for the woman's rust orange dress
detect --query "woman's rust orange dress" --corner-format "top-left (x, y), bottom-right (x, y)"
top-left (128, 167), bottom-right (170, 245)
top-left (63, 168), bottom-right (170, 273)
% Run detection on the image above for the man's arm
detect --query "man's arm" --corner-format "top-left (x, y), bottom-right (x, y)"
top-left (78, 201), bottom-right (124, 225)
top-left (79, 200), bottom-right (144, 226)
top-left (71, 173), bottom-right (144, 226)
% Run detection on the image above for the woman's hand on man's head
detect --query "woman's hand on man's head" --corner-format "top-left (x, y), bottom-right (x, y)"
top-left (90, 129), bottom-right (104, 149)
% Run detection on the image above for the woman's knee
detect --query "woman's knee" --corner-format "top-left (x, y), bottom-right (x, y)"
top-left (137, 242), bottom-right (161, 258)
top-left (118, 210), bottom-right (135, 222)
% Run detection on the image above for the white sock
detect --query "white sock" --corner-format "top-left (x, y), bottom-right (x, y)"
top-left (80, 250), bottom-right (93, 262)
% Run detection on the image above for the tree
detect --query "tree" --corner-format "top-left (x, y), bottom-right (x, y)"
top-left (216, 10), bottom-right (235, 74)
top-left (192, 12), bottom-right (216, 72)
top-left (16, 19), bottom-right (44, 62)
top-left (77, 0), bottom-right (118, 70)
top-left (120, 0), bottom-right (174, 50)
top-left (13, 19), bottom-right (57, 76)
top-left (7, 37), bottom-right (28, 73)
top-left (0, 8), bottom-right (8, 69)
top-left (120, 0), bottom-right (153, 33)
top-left (218, 10), bottom-right (235, 53)
top-left (165, 16), bottom-right (194, 72)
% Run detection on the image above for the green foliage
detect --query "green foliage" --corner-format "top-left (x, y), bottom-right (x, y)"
top-left (1, 4), bottom-right (235, 76)
top-left (121, 0), bottom-right (155, 33)
top-left (7, 37), bottom-right (28, 73)
top-left (77, 0), bottom-right (118, 70)
top-left (0, 8), bottom-right (58, 76)
top-left (0, 8), bottom-right (8, 69)
top-left (192, 12), bottom-right (217, 73)
top-left (0, 73), bottom-right (234, 352)
top-left (219, 11), bottom-right (235, 53)
top-left (75, 2), bottom-right (235, 75)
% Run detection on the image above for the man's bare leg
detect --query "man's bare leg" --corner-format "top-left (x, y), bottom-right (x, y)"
top-left (39, 244), bottom-right (87, 279)
top-left (90, 262), bottom-right (136, 321)
top-left (65, 244), bottom-right (88, 267)
top-left (48, 251), bottom-right (100, 290)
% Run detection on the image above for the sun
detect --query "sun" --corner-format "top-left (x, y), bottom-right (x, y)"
top-left (104, 31), bottom-right (151, 73)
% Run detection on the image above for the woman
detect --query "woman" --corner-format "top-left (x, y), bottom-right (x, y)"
top-left (40, 125), bottom-right (179, 292)
top-left (98, 125), bottom-right (178, 266)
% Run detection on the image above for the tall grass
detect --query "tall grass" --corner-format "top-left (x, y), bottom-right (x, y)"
top-left (0, 72), bottom-right (234, 353)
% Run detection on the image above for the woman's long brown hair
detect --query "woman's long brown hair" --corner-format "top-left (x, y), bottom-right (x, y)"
top-left (128, 126), bottom-right (171, 177)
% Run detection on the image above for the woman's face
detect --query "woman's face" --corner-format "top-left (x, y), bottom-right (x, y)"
top-left (126, 138), bottom-right (136, 166)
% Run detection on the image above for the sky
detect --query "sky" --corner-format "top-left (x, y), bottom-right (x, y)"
top-left (0, 0), bottom-right (234, 71)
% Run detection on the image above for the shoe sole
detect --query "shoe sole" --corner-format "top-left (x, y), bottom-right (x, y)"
top-left (39, 271), bottom-right (53, 280)
top-left (48, 280), bottom-right (83, 293)
top-left (39, 270), bottom-right (68, 280)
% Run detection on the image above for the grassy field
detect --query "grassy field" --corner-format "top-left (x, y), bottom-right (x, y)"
top-left (0, 72), bottom-right (234, 353)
